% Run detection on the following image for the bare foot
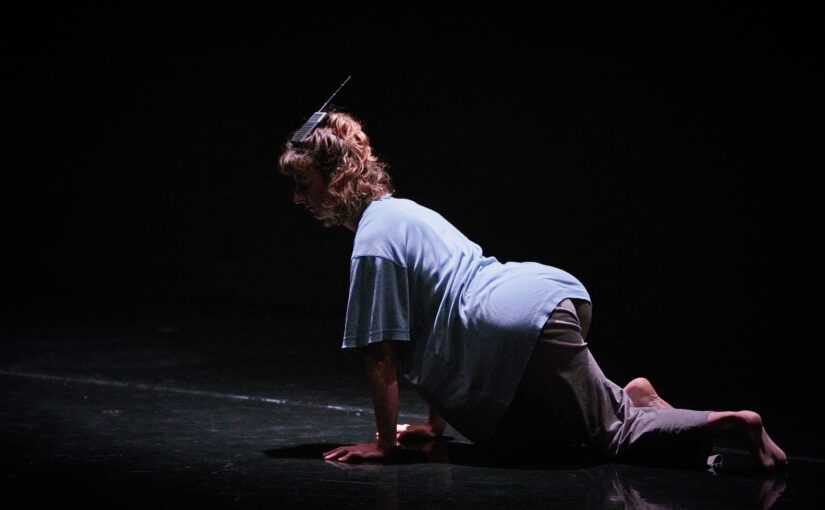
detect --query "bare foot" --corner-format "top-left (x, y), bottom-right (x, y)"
top-left (708, 410), bottom-right (789, 471)
top-left (623, 377), bottom-right (673, 409)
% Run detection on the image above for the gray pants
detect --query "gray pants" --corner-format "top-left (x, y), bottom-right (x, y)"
top-left (488, 299), bottom-right (712, 468)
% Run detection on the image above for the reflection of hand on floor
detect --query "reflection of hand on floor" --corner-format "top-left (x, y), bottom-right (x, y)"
top-left (759, 473), bottom-right (789, 510)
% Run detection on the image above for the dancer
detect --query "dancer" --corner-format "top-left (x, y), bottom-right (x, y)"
top-left (279, 110), bottom-right (787, 471)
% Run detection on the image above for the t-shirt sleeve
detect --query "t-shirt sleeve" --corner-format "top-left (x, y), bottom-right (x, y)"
top-left (342, 256), bottom-right (411, 348)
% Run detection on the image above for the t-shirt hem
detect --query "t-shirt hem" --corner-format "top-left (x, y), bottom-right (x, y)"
top-left (342, 330), bottom-right (411, 349)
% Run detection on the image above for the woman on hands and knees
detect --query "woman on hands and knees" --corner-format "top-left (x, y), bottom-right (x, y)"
top-left (280, 110), bottom-right (788, 472)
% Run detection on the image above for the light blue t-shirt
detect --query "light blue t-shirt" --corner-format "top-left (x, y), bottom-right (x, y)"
top-left (343, 196), bottom-right (590, 442)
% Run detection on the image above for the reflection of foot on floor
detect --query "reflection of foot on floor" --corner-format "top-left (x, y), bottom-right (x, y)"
top-left (759, 473), bottom-right (789, 510)
top-left (623, 377), bottom-right (673, 409)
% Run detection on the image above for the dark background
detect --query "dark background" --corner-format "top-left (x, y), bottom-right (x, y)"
top-left (3, 5), bottom-right (820, 452)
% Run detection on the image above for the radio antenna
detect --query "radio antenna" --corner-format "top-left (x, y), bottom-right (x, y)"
top-left (319, 75), bottom-right (351, 111)
top-left (291, 75), bottom-right (352, 143)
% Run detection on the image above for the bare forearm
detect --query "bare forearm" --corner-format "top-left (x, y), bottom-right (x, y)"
top-left (365, 341), bottom-right (399, 452)
top-left (428, 406), bottom-right (446, 436)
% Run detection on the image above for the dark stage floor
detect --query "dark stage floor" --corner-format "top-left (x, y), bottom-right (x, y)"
top-left (1, 300), bottom-right (821, 509)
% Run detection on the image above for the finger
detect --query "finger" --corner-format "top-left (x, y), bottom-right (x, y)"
top-left (323, 447), bottom-right (345, 460)
top-left (382, 424), bottom-right (410, 438)
top-left (396, 428), bottom-right (414, 439)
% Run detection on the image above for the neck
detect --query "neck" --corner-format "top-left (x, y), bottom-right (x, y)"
top-left (342, 216), bottom-right (358, 232)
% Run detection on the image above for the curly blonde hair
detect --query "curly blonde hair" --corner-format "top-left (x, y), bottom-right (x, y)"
top-left (279, 111), bottom-right (394, 227)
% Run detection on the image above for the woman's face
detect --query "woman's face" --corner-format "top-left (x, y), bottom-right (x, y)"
top-left (292, 166), bottom-right (334, 222)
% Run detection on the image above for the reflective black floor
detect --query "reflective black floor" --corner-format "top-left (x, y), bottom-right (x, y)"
top-left (2, 300), bottom-right (821, 509)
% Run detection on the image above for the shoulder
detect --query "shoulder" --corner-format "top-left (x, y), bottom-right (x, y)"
top-left (352, 197), bottom-right (445, 259)
top-left (351, 197), bottom-right (405, 260)
top-left (357, 196), bottom-right (433, 233)
top-left (363, 195), bottom-right (425, 218)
